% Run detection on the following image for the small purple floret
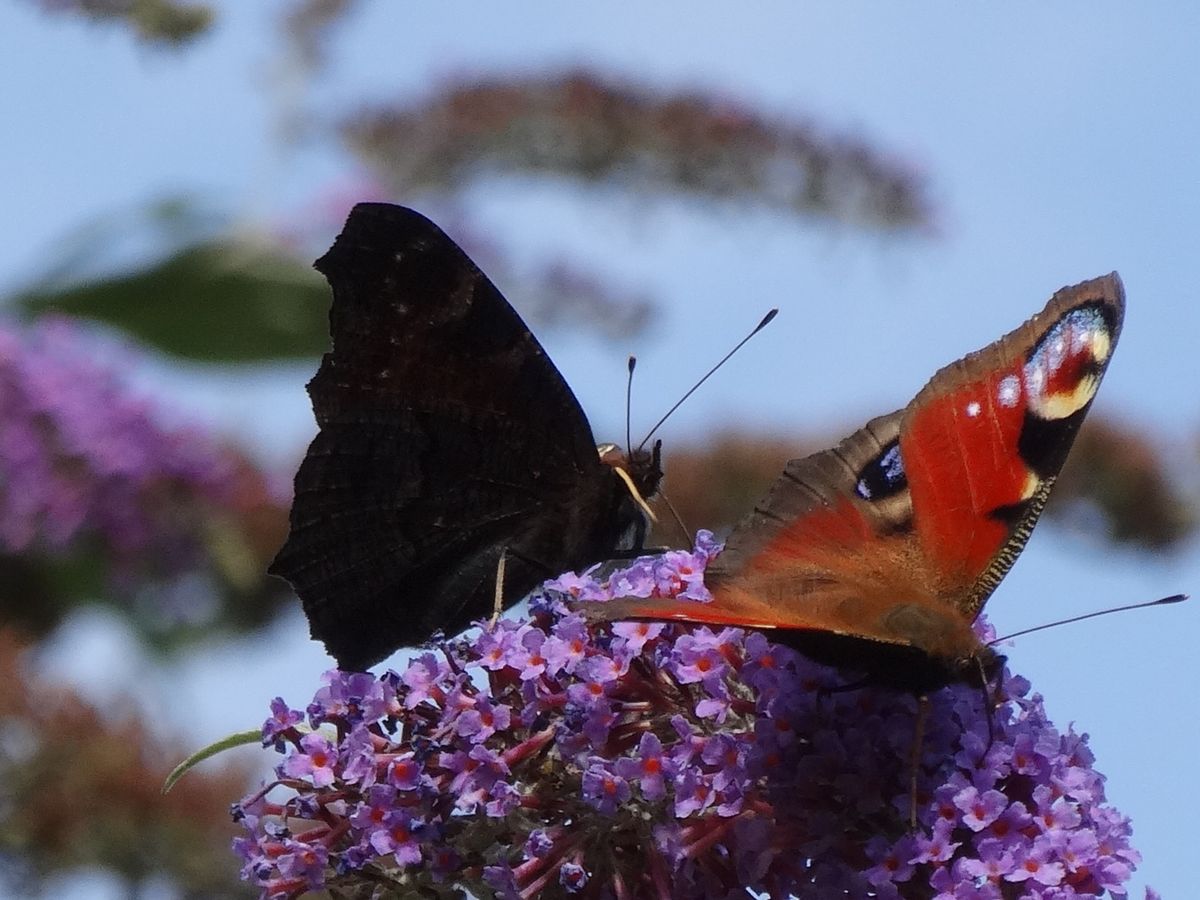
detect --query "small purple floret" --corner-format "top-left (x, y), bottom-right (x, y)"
top-left (281, 732), bottom-right (339, 788)
top-left (262, 697), bottom-right (303, 750)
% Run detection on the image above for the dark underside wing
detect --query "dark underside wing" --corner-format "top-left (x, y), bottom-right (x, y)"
top-left (270, 203), bottom-right (661, 671)
top-left (770, 630), bottom-right (1006, 694)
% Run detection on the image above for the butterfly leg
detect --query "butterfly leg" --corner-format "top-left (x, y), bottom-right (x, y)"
top-left (908, 694), bottom-right (931, 830)
top-left (630, 507), bottom-right (650, 552)
top-left (657, 490), bottom-right (693, 547)
top-left (974, 654), bottom-right (999, 757)
top-left (488, 551), bottom-right (508, 631)
top-left (814, 675), bottom-right (872, 713)
top-left (807, 675), bottom-right (875, 731)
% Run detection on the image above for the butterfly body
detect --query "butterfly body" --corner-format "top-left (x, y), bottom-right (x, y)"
top-left (270, 203), bottom-right (662, 671)
top-left (585, 274), bottom-right (1125, 691)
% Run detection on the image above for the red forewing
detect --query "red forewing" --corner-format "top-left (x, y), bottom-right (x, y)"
top-left (587, 274), bottom-right (1124, 689)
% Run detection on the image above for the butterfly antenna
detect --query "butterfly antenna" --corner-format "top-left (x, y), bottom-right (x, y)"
top-left (626, 355), bottom-right (636, 454)
top-left (656, 488), bottom-right (693, 547)
top-left (990, 593), bottom-right (1187, 644)
top-left (638, 308), bottom-right (778, 450)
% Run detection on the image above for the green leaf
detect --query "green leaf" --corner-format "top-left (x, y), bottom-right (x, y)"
top-left (14, 239), bottom-right (331, 362)
top-left (163, 728), bottom-right (262, 794)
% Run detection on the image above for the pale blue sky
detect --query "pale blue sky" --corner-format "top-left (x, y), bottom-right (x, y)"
top-left (4, 4), bottom-right (1198, 897)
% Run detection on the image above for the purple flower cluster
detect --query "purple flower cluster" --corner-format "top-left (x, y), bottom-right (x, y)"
top-left (234, 533), bottom-right (1150, 899)
top-left (0, 317), bottom-right (242, 576)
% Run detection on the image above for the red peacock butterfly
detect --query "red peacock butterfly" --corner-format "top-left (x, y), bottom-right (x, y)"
top-left (270, 203), bottom-right (663, 671)
top-left (584, 274), bottom-right (1125, 692)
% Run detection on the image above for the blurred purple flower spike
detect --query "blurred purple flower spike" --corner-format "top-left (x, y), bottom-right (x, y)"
top-left (235, 531), bottom-right (1149, 898)
top-left (0, 316), bottom-right (244, 577)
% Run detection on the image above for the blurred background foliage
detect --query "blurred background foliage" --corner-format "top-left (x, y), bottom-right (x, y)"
top-left (3, 2), bottom-right (1197, 897)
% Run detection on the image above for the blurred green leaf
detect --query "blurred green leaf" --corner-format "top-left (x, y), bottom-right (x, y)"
top-left (31, 0), bottom-right (215, 47)
top-left (0, 544), bottom-right (293, 653)
top-left (14, 239), bottom-right (331, 363)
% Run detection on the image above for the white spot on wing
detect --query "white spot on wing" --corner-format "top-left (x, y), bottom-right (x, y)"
top-left (965, 401), bottom-right (981, 418)
top-left (880, 443), bottom-right (904, 482)
top-left (997, 374), bottom-right (1021, 407)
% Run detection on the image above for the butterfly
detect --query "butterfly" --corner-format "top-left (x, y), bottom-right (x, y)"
top-left (269, 203), bottom-right (663, 671)
top-left (583, 274), bottom-right (1125, 692)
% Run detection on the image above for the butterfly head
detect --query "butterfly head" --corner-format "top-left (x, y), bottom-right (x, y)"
top-left (597, 440), bottom-right (664, 510)
top-left (949, 644), bottom-right (1006, 691)
top-left (874, 601), bottom-right (1008, 691)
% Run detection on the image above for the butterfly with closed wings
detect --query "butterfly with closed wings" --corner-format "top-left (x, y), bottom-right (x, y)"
top-left (270, 203), bottom-right (663, 671)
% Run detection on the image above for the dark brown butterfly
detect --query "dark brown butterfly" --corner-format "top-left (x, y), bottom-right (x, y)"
top-left (270, 203), bottom-right (662, 671)
top-left (585, 274), bottom-right (1125, 692)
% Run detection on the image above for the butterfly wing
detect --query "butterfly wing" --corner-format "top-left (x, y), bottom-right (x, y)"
top-left (589, 274), bottom-right (1125, 683)
top-left (270, 203), bottom-right (644, 670)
